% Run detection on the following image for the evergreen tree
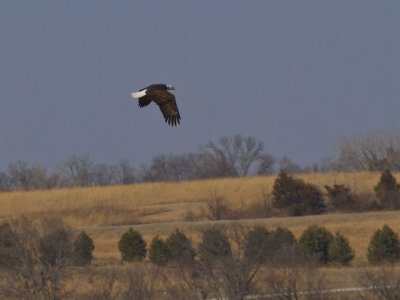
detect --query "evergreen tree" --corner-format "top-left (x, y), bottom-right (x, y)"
top-left (328, 232), bottom-right (354, 265)
top-left (165, 229), bottom-right (195, 264)
top-left (73, 231), bottom-right (94, 266)
top-left (118, 228), bottom-right (146, 262)
top-left (367, 225), bottom-right (400, 264)
top-left (325, 184), bottom-right (355, 210)
top-left (244, 226), bottom-right (270, 263)
top-left (272, 170), bottom-right (325, 216)
top-left (149, 236), bottom-right (171, 266)
top-left (374, 170), bottom-right (400, 209)
top-left (268, 226), bottom-right (296, 252)
top-left (198, 227), bottom-right (232, 263)
top-left (299, 225), bottom-right (333, 263)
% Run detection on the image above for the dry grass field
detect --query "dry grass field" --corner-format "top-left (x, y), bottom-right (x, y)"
top-left (0, 171), bottom-right (399, 265)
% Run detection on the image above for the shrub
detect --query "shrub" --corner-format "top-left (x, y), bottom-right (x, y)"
top-left (0, 222), bottom-right (13, 248)
top-left (149, 236), bottom-right (171, 266)
top-left (244, 226), bottom-right (270, 263)
top-left (272, 170), bottom-right (300, 209)
top-left (0, 222), bottom-right (19, 269)
top-left (198, 227), bottom-right (232, 263)
top-left (374, 170), bottom-right (400, 209)
top-left (39, 226), bottom-right (73, 267)
top-left (367, 225), bottom-right (400, 264)
top-left (328, 232), bottom-right (354, 265)
top-left (72, 231), bottom-right (94, 266)
top-left (272, 170), bottom-right (325, 216)
top-left (0, 217), bottom-right (73, 299)
top-left (206, 193), bottom-right (231, 220)
top-left (165, 229), bottom-right (195, 264)
top-left (268, 226), bottom-right (296, 252)
top-left (299, 225), bottom-right (333, 263)
top-left (325, 184), bottom-right (355, 211)
top-left (118, 228), bottom-right (146, 262)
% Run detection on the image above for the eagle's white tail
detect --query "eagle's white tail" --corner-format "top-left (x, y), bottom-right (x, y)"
top-left (131, 89), bottom-right (147, 99)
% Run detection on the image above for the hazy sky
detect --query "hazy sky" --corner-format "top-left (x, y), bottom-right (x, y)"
top-left (1, 1), bottom-right (399, 170)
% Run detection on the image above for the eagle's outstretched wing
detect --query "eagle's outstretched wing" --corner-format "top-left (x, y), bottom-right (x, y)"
top-left (138, 96), bottom-right (152, 108)
top-left (147, 89), bottom-right (181, 126)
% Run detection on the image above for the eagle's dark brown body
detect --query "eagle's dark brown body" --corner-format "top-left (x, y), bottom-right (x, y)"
top-left (131, 84), bottom-right (181, 126)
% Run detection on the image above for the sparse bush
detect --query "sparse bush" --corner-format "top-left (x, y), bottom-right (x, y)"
top-left (198, 227), bottom-right (232, 263)
top-left (264, 247), bottom-right (325, 299)
top-left (118, 228), bottom-right (147, 262)
top-left (39, 220), bottom-right (73, 267)
top-left (200, 225), bottom-right (274, 300)
top-left (183, 209), bottom-right (198, 222)
top-left (232, 190), bottom-right (274, 219)
top-left (72, 231), bottom-right (94, 266)
top-left (0, 217), bottom-right (72, 299)
top-left (325, 184), bottom-right (355, 211)
top-left (374, 170), bottom-right (400, 209)
top-left (299, 225), bottom-right (333, 263)
top-left (328, 231), bottom-right (354, 265)
top-left (358, 264), bottom-right (400, 300)
top-left (0, 222), bottom-right (18, 269)
top-left (149, 235), bottom-right (171, 266)
top-left (165, 229), bottom-right (195, 264)
top-left (272, 170), bottom-right (325, 216)
top-left (367, 225), bottom-right (400, 264)
top-left (206, 192), bottom-right (231, 220)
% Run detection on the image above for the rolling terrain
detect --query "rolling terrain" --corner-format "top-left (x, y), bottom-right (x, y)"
top-left (0, 172), bottom-right (398, 265)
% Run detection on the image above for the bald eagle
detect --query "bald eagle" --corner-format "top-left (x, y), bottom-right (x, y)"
top-left (131, 84), bottom-right (181, 126)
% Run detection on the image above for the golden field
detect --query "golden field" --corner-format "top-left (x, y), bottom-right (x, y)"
top-left (0, 171), bottom-right (399, 265)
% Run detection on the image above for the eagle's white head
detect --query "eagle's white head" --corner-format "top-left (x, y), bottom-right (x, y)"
top-left (166, 84), bottom-right (175, 90)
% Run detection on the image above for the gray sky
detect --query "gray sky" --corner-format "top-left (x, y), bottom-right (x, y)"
top-left (1, 1), bottom-right (399, 170)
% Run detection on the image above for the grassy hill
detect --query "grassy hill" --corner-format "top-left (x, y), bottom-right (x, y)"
top-left (0, 171), bottom-right (398, 264)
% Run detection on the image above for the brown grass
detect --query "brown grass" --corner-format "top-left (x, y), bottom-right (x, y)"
top-left (0, 172), bottom-right (399, 265)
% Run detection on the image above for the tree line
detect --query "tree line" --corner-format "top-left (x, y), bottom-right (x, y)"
top-left (1, 216), bottom-right (400, 299)
top-left (197, 169), bottom-right (400, 222)
top-left (2, 130), bottom-right (400, 191)
top-left (0, 135), bottom-right (278, 191)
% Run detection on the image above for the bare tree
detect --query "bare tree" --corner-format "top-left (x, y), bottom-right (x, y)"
top-left (7, 161), bottom-right (47, 190)
top-left (357, 264), bottom-right (400, 300)
top-left (0, 216), bottom-right (73, 299)
top-left (60, 154), bottom-right (95, 186)
top-left (278, 156), bottom-right (302, 173)
top-left (171, 259), bottom-right (220, 300)
top-left (256, 153), bottom-right (276, 175)
top-left (89, 135), bottom-right (276, 183)
top-left (196, 225), bottom-right (275, 300)
top-left (264, 248), bottom-right (328, 300)
top-left (205, 192), bottom-right (231, 221)
top-left (183, 152), bottom-right (227, 179)
top-left (122, 263), bottom-right (167, 300)
top-left (46, 171), bottom-right (63, 189)
top-left (0, 171), bottom-right (11, 191)
top-left (115, 159), bottom-right (136, 184)
top-left (87, 267), bottom-right (124, 300)
top-left (335, 131), bottom-right (400, 171)
top-left (141, 154), bottom-right (194, 182)
top-left (93, 163), bottom-right (117, 186)
top-left (199, 135), bottom-right (274, 177)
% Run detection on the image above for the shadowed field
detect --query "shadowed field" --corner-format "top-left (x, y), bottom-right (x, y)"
top-left (0, 172), bottom-right (399, 264)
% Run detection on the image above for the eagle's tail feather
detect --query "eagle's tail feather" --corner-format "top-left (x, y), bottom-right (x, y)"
top-left (131, 90), bottom-right (147, 99)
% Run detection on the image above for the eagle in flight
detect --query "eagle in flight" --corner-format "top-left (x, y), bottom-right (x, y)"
top-left (131, 84), bottom-right (181, 126)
